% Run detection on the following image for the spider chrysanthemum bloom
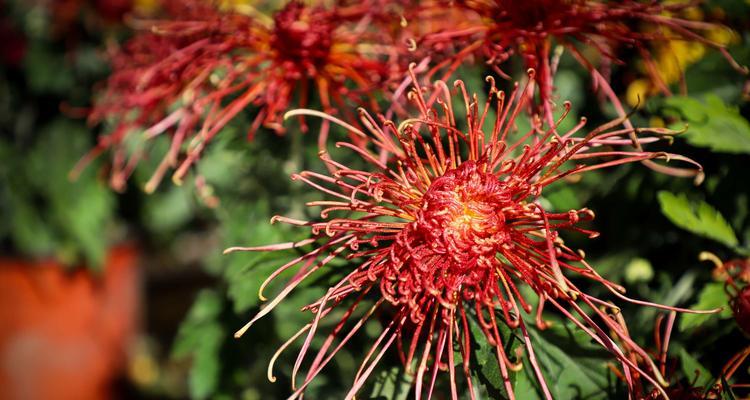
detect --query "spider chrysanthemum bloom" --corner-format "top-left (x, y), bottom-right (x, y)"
top-left (414, 0), bottom-right (746, 122)
top-left (78, 0), bottom-right (397, 192)
top-left (701, 252), bottom-right (750, 336)
top-left (228, 69), bottom-right (712, 399)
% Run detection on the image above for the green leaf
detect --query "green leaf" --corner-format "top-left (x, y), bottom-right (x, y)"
top-left (679, 282), bottom-right (733, 332)
top-left (554, 69), bottom-right (584, 110)
top-left (466, 312), bottom-right (514, 397)
top-left (624, 257), bottom-right (655, 284)
top-left (679, 349), bottom-right (713, 389)
top-left (1, 119), bottom-right (115, 267)
top-left (657, 191), bottom-right (739, 248)
top-left (664, 95), bottom-right (750, 154)
top-left (6, 188), bottom-right (56, 256)
top-left (142, 185), bottom-right (194, 234)
top-left (467, 315), bottom-right (614, 399)
top-left (225, 250), bottom-right (295, 313)
top-left (216, 201), bottom-right (301, 313)
top-left (512, 367), bottom-right (542, 400)
top-left (526, 322), bottom-right (613, 400)
top-left (23, 42), bottom-right (75, 94)
top-left (367, 367), bottom-right (412, 400)
top-left (172, 290), bottom-right (226, 400)
top-left (542, 185), bottom-right (581, 212)
top-left (31, 120), bottom-right (115, 267)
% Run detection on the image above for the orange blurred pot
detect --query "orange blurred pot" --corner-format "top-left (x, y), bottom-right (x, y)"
top-left (0, 245), bottom-right (140, 400)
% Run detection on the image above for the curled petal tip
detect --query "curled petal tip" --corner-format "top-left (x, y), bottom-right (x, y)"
top-left (234, 322), bottom-right (252, 338)
top-left (282, 110), bottom-right (296, 121)
top-left (171, 174), bottom-right (183, 186)
top-left (144, 180), bottom-right (158, 194)
top-left (406, 38), bottom-right (417, 51)
top-left (699, 251), bottom-right (720, 262)
top-left (509, 359), bottom-right (524, 372)
top-left (675, 123), bottom-right (689, 134)
top-left (699, 251), bottom-right (723, 270)
top-left (694, 171), bottom-right (706, 186)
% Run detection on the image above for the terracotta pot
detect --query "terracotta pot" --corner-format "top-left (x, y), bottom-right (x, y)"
top-left (0, 245), bottom-right (140, 400)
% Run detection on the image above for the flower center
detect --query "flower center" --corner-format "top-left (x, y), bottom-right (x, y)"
top-left (271, 2), bottom-right (333, 79)
top-left (383, 161), bottom-right (513, 310)
top-left (417, 161), bottom-right (511, 256)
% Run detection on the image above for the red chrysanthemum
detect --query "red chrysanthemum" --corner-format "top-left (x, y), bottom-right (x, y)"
top-left (78, 0), bottom-right (398, 192)
top-left (701, 252), bottom-right (750, 336)
top-left (228, 69), bottom-right (712, 399)
top-left (413, 0), bottom-right (746, 123)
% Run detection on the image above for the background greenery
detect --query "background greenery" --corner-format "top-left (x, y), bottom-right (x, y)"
top-left (1, 0), bottom-right (750, 398)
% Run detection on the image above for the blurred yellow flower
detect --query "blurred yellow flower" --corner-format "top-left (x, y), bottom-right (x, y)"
top-left (627, 2), bottom-right (738, 105)
top-left (134, 0), bottom-right (158, 15)
top-left (654, 40), bottom-right (706, 85)
top-left (626, 78), bottom-right (651, 108)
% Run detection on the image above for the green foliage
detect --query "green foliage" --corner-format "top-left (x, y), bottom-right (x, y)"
top-left (657, 191), bottom-right (739, 249)
top-left (142, 185), bottom-right (195, 234)
top-left (679, 349), bottom-right (713, 389)
top-left (525, 322), bottom-right (614, 400)
top-left (23, 42), bottom-right (76, 94)
top-left (663, 95), bottom-right (750, 154)
top-left (679, 282), bottom-right (733, 332)
top-left (466, 316), bottom-right (617, 399)
top-left (367, 367), bottom-right (412, 400)
top-left (512, 365), bottom-right (542, 400)
top-left (173, 290), bottom-right (227, 400)
top-left (0, 119), bottom-right (116, 267)
top-left (224, 240), bottom-right (295, 314)
top-left (466, 312), bottom-right (515, 398)
top-left (624, 257), bottom-right (655, 284)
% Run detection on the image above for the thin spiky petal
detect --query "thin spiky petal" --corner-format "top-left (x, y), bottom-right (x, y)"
top-left (232, 72), bottom-right (710, 398)
top-left (81, 0), bottom-right (398, 191)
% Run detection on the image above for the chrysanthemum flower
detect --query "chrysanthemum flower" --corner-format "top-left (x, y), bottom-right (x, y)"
top-left (78, 0), bottom-right (397, 191)
top-left (414, 0), bottom-right (746, 122)
top-left (701, 252), bottom-right (750, 336)
top-left (227, 69), bottom-right (713, 399)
